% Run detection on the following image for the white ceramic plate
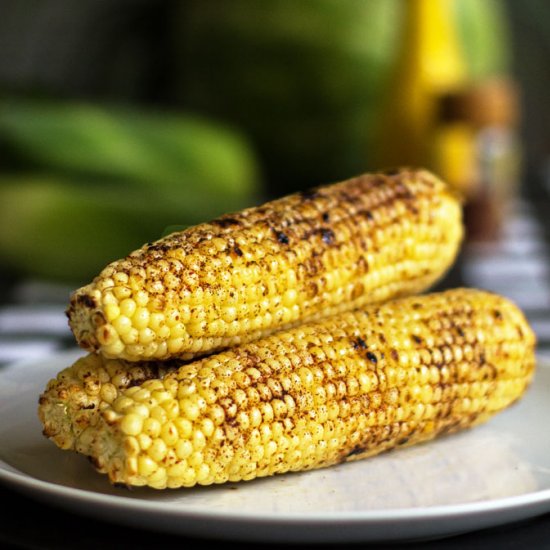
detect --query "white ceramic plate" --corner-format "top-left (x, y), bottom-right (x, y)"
top-left (1, 349), bottom-right (549, 544)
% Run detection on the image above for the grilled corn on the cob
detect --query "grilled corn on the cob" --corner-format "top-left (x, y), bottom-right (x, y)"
top-left (40, 288), bottom-right (536, 489)
top-left (66, 168), bottom-right (463, 361)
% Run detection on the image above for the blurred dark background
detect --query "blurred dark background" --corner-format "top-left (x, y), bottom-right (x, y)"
top-left (0, 0), bottom-right (549, 287)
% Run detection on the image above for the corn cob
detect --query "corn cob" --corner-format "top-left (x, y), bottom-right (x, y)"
top-left (66, 168), bottom-right (463, 362)
top-left (40, 288), bottom-right (536, 489)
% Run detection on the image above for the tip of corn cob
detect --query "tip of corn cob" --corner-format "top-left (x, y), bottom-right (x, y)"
top-left (37, 353), bottom-right (179, 454)
top-left (65, 167), bottom-right (464, 362)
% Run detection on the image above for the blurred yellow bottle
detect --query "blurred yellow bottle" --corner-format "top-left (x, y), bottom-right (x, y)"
top-left (430, 92), bottom-right (479, 199)
top-left (372, 0), bottom-right (468, 170)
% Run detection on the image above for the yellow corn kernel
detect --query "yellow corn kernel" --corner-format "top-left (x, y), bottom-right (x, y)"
top-left (120, 414), bottom-right (144, 436)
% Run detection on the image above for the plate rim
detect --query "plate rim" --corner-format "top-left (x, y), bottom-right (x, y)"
top-left (1, 458), bottom-right (550, 523)
top-left (2, 462), bottom-right (550, 544)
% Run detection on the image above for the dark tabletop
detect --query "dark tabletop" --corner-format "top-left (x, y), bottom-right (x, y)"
top-left (0, 481), bottom-right (550, 550)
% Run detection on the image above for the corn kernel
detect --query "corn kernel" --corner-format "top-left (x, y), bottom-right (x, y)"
top-left (118, 298), bottom-right (136, 318)
top-left (160, 422), bottom-right (179, 447)
top-left (112, 396), bottom-right (134, 414)
top-left (104, 304), bottom-right (121, 322)
top-left (137, 433), bottom-right (152, 450)
top-left (126, 403), bottom-right (149, 419)
top-left (137, 455), bottom-right (157, 477)
top-left (132, 308), bottom-right (149, 330)
top-left (123, 436), bottom-right (140, 456)
top-left (148, 466), bottom-right (167, 487)
top-left (147, 438), bottom-right (168, 462)
top-left (150, 406), bottom-right (167, 424)
top-left (120, 413), bottom-right (143, 436)
top-left (180, 398), bottom-right (200, 421)
top-left (113, 286), bottom-right (132, 301)
top-left (143, 417), bottom-right (161, 438)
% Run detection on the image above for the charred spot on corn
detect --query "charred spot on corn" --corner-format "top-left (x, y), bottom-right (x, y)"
top-left (75, 294), bottom-right (96, 309)
top-left (299, 188), bottom-right (323, 201)
top-left (353, 337), bottom-right (367, 350)
top-left (321, 228), bottom-right (335, 245)
top-left (379, 167), bottom-right (401, 176)
top-left (366, 351), bottom-right (378, 363)
top-left (363, 210), bottom-right (374, 221)
top-left (345, 444), bottom-right (369, 458)
top-left (211, 217), bottom-right (242, 228)
top-left (274, 230), bottom-right (290, 244)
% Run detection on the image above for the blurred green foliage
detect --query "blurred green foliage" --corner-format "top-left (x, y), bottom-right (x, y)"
top-left (175, 0), bottom-right (402, 194)
top-left (0, 99), bottom-right (258, 199)
top-left (0, 100), bottom-right (261, 283)
top-left (455, 0), bottom-right (512, 80)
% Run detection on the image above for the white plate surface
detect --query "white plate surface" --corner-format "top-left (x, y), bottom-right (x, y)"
top-left (1, 349), bottom-right (550, 543)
